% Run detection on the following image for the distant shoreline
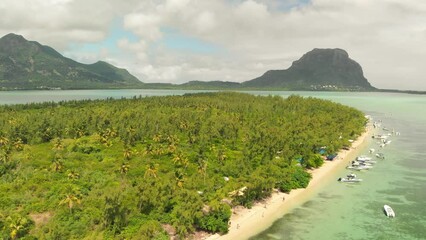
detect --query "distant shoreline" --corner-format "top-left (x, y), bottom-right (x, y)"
top-left (205, 125), bottom-right (373, 240)
top-left (1, 87), bottom-right (425, 95)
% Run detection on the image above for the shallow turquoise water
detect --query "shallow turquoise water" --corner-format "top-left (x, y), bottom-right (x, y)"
top-left (1, 90), bottom-right (425, 239)
top-left (251, 92), bottom-right (426, 240)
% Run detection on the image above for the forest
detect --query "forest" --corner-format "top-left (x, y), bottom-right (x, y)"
top-left (0, 92), bottom-right (366, 239)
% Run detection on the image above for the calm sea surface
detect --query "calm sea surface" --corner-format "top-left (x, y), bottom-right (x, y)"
top-left (1, 90), bottom-right (425, 240)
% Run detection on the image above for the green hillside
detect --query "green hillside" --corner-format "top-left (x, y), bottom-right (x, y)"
top-left (0, 33), bottom-right (143, 90)
top-left (0, 92), bottom-right (366, 239)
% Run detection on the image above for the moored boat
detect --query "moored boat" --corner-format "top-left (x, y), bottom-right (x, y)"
top-left (384, 205), bottom-right (395, 217)
top-left (356, 156), bottom-right (372, 161)
top-left (338, 177), bottom-right (363, 182)
top-left (372, 134), bottom-right (388, 139)
top-left (338, 173), bottom-right (362, 182)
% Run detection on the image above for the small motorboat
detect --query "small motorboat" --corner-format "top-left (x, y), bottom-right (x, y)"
top-left (355, 158), bottom-right (377, 164)
top-left (346, 164), bottom-right (372, 171)
top-left (356, 156), bottom-right (372, 161)
top-left (338, 174), bottom-right (362, 182)
top-left (384, 205), bottom-right (395, 217)
top-left (372, 134), bottom-right (388, 139)
top-left (376, 153), bottom-right (385, 159)
top-left (338, 177), bottom-right (363, 182)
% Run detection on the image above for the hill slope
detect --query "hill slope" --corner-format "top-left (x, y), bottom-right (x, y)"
top-left (243, 48), bottom-right (374, 90)
top-left (0, 33), bottom-right (143, 90)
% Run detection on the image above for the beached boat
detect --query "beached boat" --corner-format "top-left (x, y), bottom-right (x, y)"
top-left (384, 205), bottom-right (395, 217)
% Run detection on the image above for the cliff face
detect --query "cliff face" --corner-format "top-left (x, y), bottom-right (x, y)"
top-left (243, 48), bottom-right (375, 90)
top-left (0, 33), bottom-right (142, 89)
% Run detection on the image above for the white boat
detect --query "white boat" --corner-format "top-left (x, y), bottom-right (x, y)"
top-left (346, 165), bottom-right (372, 171)
top-left (356, 156), bottom-right (372, 161)
top-left (338, 177), bottom-right (363, 182)
top-left (376, 153), bottom-right (385, 159)
top-left (355, 159), bottom-right (377, 164)
top-left (338, 173), bottom-right (362, 182)
top-left (372, 134), bottom-right (388, 139)
top-left (384, 205), bottom-right (395, 217)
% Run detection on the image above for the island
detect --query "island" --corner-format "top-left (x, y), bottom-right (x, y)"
top-left (0, 92), bottom-right (367, 239)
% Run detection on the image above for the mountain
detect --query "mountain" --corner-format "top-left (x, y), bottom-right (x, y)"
top-left (0, 33), bottom-right (143, 90)
top-left (242, 48), bottom-right (375, 91)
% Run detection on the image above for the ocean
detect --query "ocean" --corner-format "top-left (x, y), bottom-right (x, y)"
top-left (1, 90), bottom-right (425, 240)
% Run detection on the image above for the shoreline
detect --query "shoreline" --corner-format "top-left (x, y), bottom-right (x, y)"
top-left (205, 125), bottom-right (373, 240)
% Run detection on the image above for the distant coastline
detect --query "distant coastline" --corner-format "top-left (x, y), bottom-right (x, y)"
top-left (1, 86), bottom-right (425, 95)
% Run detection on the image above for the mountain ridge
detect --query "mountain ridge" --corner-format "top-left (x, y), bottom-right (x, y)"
top-left (0, 33), bottom-right (143, 90)
top-left (0, 33), bottom-right (376, 91)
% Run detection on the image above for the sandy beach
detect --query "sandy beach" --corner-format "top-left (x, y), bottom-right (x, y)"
top-left (205, 125), bottom-right (372, 240)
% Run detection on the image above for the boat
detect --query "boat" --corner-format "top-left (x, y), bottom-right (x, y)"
top-left (338, 177), bottom-right (363, 182)
top-left (384, 205), bottom-right (395, 217)
top-left (376, 153), bottom-right (385, 159)
top-left (347, 163), bottom-right (372, 170)
top-left (355, 159), bottom-right (377, 164)
top-left (372, 134), bottom-right (388, 139)
top-left (338, 173), bottom-right (362, 182)
top-left (356, 156), bottom-right (372, 161)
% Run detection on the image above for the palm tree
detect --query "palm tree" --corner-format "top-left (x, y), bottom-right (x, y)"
top-left (168, 144), bottom-right (177, 154)
top-left (119, 163), bottom-right (130, 175)
top-left (59, 193), bottom-right (81, 213)
top-left (13, 138), bottom-right (24, 151)
top-left (0, 136), bottom-right (9, 146)
top-left (144, 162), bottom-right (158, 179)
top-left (174, 169), bottom-right (185, 188)
top-left (67, 170), bottom-right (80, 180)
top-left (172, 152), bottom-right (188, 168)
top-left (52, 138), bottom-right (64, 151)
top-left (152, 134), bottom-right (162, 143)
top-left (197, 159), bottom-right (208, 185)
top-left (51, 160), bottom-right (63, 172)
top-left (123, 147), bottom-right (132, 160)
top-left (217, 149), bottom-right (227, 162)
top-left (7, 216), bottom-right (29, 240)
top-left (0, 151), bottom-right (10, 163)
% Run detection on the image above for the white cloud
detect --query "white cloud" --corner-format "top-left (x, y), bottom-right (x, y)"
top-left (1, 0), bottom-right (426, 90)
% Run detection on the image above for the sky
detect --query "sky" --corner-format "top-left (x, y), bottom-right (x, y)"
top-left (1, 0), bottom-right (426, 90)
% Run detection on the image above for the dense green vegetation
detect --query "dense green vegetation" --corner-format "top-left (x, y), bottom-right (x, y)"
top-left (0, 92), bottom-right (366, 239)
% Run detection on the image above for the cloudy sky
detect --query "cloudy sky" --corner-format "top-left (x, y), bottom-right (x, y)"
top-left (1, 0), bottom-right (426, 90)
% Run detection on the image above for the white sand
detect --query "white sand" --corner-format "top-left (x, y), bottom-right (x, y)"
top-left (205, 126), bottom-right (372, 240)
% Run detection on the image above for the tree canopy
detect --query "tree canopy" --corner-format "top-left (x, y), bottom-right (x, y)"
top-left (0, 92), bottom-right (366, 239)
